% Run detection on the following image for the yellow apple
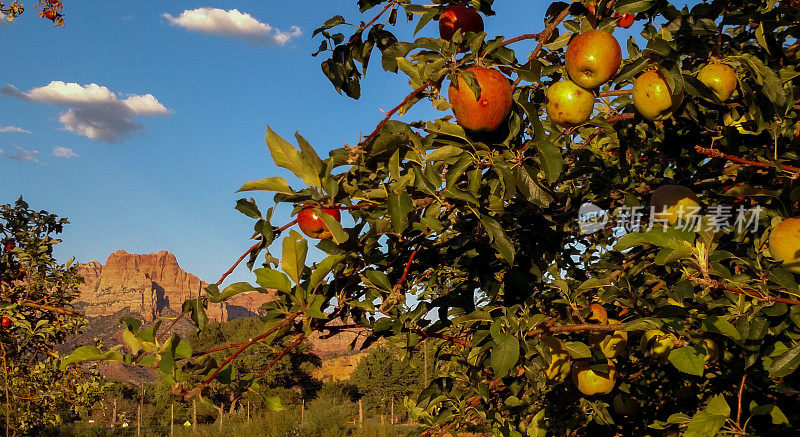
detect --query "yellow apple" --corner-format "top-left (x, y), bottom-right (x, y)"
top-left (697, 63), bottom-right (737, 101)
top-left (633, 69), bottom-right (684, 121)
top-left (651, 185), bottom-right (701, 226)
top-left (703, 338), bottom-right (719, 364)
top-left (565, 29), bottom-right (622, 89)
top-left (572, 360), bottom-right (617, 396)
top-left (769, 217), bottom-right (800, 273)
top-left (541, 336), bottom-right (572, 384)
top-left (546, 80), bottom-right (595, 128)
top-left (591, 319), bottom-right (628, 359)
top-left (640, 329), bottom-right (675, 360)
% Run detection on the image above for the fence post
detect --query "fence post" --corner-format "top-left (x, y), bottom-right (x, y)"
top-left (301, 398), bottom-right (305, 423)
top-left (113, 399), bottom-right (117, 425)
top-left (358, 399), bottom-right (363, 427)
top-left (391, 397), bottom-right (394, 425)
top-left (137, 382), bottom-right (144, 437)
top-left (247, 400), bottom-right (251, 425)
top-left (193, 399), bottom-right (197, 432)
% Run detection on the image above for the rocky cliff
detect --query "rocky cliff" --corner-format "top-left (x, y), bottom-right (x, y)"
top-left (75, 250), bottom-right (271, 323)
top-left (74, 250), bottom-right (368, 357)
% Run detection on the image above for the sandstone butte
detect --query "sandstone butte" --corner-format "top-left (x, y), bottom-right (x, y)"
top-left (75, 250), bottom-right (366, 357)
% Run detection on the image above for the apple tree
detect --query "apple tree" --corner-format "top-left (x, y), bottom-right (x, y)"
top-left (64, 0), bottom-right (800, 435)
top-left (0, 198), bottom-right (107, 435)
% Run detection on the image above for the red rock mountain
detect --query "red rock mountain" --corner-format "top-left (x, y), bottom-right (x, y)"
top-left (76, 250), bottom-right (271, 322)
top-left (75, 250), bottom-right (366, 356)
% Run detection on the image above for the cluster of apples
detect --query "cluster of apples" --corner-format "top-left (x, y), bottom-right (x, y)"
top-left (436, 4), bottom-right (742, 133)
top-left (541, 304), bottom-right (718, 411)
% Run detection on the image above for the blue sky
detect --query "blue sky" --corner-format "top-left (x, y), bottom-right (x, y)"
top-left (0, 1), bottom-right (694, 287)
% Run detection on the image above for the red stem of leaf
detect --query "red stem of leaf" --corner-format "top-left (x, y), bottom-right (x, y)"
top-left (695, 145), bottom-right (800, 175)
top-left (256, 333), bottom-right (306, 378)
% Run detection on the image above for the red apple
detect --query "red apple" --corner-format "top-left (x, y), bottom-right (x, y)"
top-left (438, 5), bottom-right (484, 41)
top-left (615, 13), bottom-right (635, 28)
top-left (1, 317), bottom-right (10, 328)
top-left (3, 240), bottom-right (13, 252)
top-left (297, 208), bottom-right (341, 239)
top-left (45, 10), bottom-right (58, 21)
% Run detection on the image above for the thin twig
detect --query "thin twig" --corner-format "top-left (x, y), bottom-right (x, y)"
top-left (359, 80), bottom-right (434, 146)
top-left (347, 1), bottom-right (396, 45)
top-left (479, 33), bottom-right (539, 57)
top-left (737, 372), bottom-right (748, 429)
top-left (394, 248), bottom-right (418, 291)
top-left (255, 333), bottom-right (306, 378)
top-left (695, 145), bottom-right (800, 175)
top-left (512, 4), bottom-right (573, 88)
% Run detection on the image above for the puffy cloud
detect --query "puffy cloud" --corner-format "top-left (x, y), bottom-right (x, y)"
top-left (0, 125), bottom-right (30, 133)
top-left (6, 146), bottom-right (40, 163)
top-left (163, 8), bottom-right (301, 45)
top-left (1, 81), bottom-right (170, 143)
top-left (53, 146), bottom-right (78, 158)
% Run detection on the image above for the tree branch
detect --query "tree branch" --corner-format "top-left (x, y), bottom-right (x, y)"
top-left (512, 3), bottom-right (573, 88)
top-left (255, 333), bottom-right (306, 378)
top-left (598, 89), bottom-right (633, 97)
top-left (694, 145), bottom-right (800, 175)
top-left (18, 301), bottom-right (82, 318)
top-left (526, 322), bottom-right (626, 337)
top-left (686, 274), bottom-right (800, 306)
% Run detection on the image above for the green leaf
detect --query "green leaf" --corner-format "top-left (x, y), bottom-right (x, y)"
top-left (122, 329), bottom-right (142, 355)
top-left (701, 316), bottom-right (741, 341)
top-left (182, 298), bottom-right (208, 330)
top-left (491, 333), bottom-right (520, 378)
top-left (295, 132), bottom-right (323, 180)
top-left (281, 230), bottom-right (308, 285)
top-left (513, 166), bottom-right (552, 207)
top-left (537, 142), bottom-right (563, 185)
top-left (365, 269), bottom-right (393, 291)
top-left (768, 343), bottom-right (800, 378)
top-left (60, 345), bottom-right (123, 370)
top-left (668, 346), bottom-right (706, 376)
top-left (479, 213), bottom-right (515, 264)
top-left (235, 199), bottom-right (262, 219)
top-left (255, 268), bottom-right (292, 293)
top-left (562, 341), bottom-right (592, 359)
top-left (211, 282), bottom-right (258, 303)
top-left (308, 254), bottom-right (345, 293)
top-left (313, 207), bottom-right (348, 244)
top-left (266, 126), bottom-right (321, 188)
top-left (388, 191), bottom-right (413, 233)
top-left (262, 395), bottom-right (286, 411)
top-left (684, 395), bottom-right (729, 437)
top-left (614, 0), bottom-right (655, 13)
top-left (238, 177), bottom-right (295, 195)
top-left (306, 294), bottom-right (327, 319)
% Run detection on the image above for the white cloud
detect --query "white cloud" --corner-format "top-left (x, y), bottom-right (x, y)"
top-left (162, 8), bottom-right (301, 45)
top-left (1, 81), bottom-right (170, 143)
top-left (53, 146), bottom-right (77, 158)
top-left (0, 125), bottom-right (31, 134)
top-left (6, 147), bottom-right (39, 163)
